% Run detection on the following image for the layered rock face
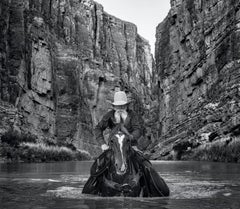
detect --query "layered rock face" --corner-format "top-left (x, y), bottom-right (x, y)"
top-left (154, 0), bottom-right (240, 158)
top-left (0, 0), bottom-right (153, 155)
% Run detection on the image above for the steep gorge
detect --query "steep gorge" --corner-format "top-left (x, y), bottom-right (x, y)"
top-left (153, 0), bottom-right (240, 160)
top-left (0, 0), bottom-right (153, 156)
top-left (1, 0), bottom-right (240, 161)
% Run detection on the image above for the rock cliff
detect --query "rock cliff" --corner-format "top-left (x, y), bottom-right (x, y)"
top-left (0, 0), bottom-right (153, 156)
top-left (153, 0), bottom-right (240, 159)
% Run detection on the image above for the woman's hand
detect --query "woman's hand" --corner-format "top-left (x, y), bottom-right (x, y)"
top-left (101, 144), bottom-right (109, 151)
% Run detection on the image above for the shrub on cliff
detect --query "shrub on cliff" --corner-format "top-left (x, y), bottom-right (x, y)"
top-left (0, 129), bottom-right (36, 147)
top-left (0, 130), bottom-right (91, 162)
top-left (75, 149), bottom-right (91, 161)
top-left (189, 137), bottom-right (240, 163)
top-left (0, 130), bottom-right (37, 162)
top-left (19, 142), bottom-right (75, 162)
top-left (19, 142), bottom-right (91, 162)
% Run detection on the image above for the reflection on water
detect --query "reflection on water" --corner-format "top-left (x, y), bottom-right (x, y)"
top-left (1, 161), bottom-right (240, 209)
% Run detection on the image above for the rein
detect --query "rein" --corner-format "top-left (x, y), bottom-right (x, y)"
top-left (107, 123), bottom-right (134, 173)
top-left (99, 124), bottom-right (142, 195)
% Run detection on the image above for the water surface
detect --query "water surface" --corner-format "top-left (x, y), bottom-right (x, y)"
top-left (1, 161), bottom-right (240, 209)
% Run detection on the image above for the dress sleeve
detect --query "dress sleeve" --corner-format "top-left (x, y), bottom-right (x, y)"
top-left (94, 111), bottom-right (112, 145)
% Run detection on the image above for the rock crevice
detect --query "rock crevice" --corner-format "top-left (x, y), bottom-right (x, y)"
top-left (154, 0), bottom-right (240, 159)
top-left (0, 0), bottom-right (153, 156)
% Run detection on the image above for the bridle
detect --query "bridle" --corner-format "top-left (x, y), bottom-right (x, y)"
top-left (108, 124), bottom-right (133, 175)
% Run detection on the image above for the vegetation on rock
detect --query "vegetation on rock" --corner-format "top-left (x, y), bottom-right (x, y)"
top-left (0, 130), bottom-right (91, 162)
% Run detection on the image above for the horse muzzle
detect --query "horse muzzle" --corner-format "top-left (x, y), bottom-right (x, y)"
top-left (116, 162), bottom-right (127, 175)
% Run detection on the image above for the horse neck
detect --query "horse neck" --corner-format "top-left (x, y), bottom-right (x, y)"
top-left (113, 123), bottom-right (130, 137)
top-left (120, 124), bottom-right (131, 137)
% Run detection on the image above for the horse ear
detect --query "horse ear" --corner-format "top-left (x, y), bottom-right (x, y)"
top-left (120, 124), bottom-right (131, 136)
top-left (120, 117), bottom-right (124, 124)
top-left (119, 123), bottom-right (124, 132)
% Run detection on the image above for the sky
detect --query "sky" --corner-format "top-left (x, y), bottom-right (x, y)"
top-left (95, 0), bottom-right (171, 54)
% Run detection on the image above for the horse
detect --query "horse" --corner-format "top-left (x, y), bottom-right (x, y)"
top-left (82, 123), bottom-right (170, 197)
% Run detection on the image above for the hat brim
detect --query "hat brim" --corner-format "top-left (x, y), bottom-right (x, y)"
top-left (112, 101), bottom-right (130, 106)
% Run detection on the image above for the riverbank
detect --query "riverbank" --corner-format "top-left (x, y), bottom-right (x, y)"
top-left (156, 136), bottom-right (240, 163)
top-left (0, 142), bottom-right (91, 163)
top-left (182, 137), bottom-right (240, 162)
top-left (0, 130), bottom-right (91, 163)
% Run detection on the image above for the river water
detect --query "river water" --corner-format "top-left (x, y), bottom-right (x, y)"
top-left (0, 161), bottom-right (240, 209)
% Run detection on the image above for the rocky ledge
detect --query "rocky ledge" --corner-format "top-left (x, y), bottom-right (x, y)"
top-left (0, 0), bottom-right (153, 157)
top-left (152, 0), bottom-right (240, 161)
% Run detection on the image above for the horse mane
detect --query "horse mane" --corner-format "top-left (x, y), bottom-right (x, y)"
top-left (108, 123), bottom-right (131, 142)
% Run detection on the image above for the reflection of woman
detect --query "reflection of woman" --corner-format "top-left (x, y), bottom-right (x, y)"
top-left (95, 91), bottom-right (142, 152)
top-left (82, 91), bottom-right (170, 197)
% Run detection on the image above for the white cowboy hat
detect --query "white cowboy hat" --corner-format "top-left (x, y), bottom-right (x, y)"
top-left (112, 91), bottom-right (129, 106)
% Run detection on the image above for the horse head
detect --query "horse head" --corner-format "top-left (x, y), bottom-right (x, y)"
top-left (108, 124), bottom-right (132, 175)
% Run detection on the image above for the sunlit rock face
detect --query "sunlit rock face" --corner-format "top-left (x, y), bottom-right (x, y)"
top-left (154, 0), bottom-right (240, 159)
top-left (0, 0), bottom-right (153, 155)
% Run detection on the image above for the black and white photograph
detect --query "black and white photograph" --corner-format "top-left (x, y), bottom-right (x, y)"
top-left (0, 0), bottom-right (240, 208)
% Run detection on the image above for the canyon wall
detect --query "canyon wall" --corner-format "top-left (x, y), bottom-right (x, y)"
top-left (153, 0), bottom-right (240, 159)
top-left (0, 0), bottom-right (153, 155)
